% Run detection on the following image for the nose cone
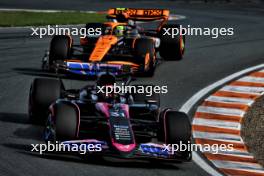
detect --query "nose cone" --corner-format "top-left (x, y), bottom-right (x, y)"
top-left (112, 142), bottom-right (136, 153)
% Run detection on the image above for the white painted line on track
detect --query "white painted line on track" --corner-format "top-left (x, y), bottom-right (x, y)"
top-left (0, 8), bottom-right (97, 13)
top-left (169, 14), bottom-right (186, 20)
top-left (212, 150), bottom-right (254, 158)
top-left (197, 106), bottom-right (245, 117)
top-left (239, 76), bottom-right (264, 84)
top-left (193, 118), bottom-right (241, 130)
top-left (205, 96), bottom-right (254, 106)
top-left (193, 131), bottom-right (243, 143)
top-left (221, 85), bottom-right (264, 95)
top-left (217, 89), bottom-right (261, 96)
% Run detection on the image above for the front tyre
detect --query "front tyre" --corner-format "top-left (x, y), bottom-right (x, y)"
top-left (159, 109), bottom-right (192, 161)
top-left (28, 78), bottom-right (61, 124)
top-left (44, 101), bottom-right (79, 142)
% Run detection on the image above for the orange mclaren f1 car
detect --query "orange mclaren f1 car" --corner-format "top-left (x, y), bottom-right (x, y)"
top-left (42, 8), bottom-right (185, 77)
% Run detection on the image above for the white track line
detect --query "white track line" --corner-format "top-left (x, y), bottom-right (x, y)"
top-left (180, 63), bottom-right (264, 176)
top-left (0, 8), bottom-right (97, 13)
top-left (221, 85), bottom-right (264, 95)
top-left (169, 14), bottom-right (186, 20)
top-left (238, 76), bottom-right (264, 84)
top-left (211, 150), bottom-right (254, 158)
top-left (197, 106), bottom-right (245, 117)
top-left (200, 147), bottom-right (254, 158)
top-left (205, 96), bottom-right (254, 105)
top-left (193, 118), bottom-right (241, 130)
top-left (193, 131), bottom-right (243, 143)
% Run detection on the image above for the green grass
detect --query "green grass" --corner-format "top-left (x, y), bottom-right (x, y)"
top-left (0, 11), bottom-right (105, 27)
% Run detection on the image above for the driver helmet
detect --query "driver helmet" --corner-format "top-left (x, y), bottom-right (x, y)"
top-left (128, 20), bottom-right (135, 26)
top-left (114, 25), bottom-right (125, 37)
top-left (96, 73), bottom-right (117, 102)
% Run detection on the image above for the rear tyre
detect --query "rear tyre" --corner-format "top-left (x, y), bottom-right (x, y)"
top-left (159, 110), bottom-right (192, 160)
top-left (158, 24), bottom-right (185, 61)
top-left (134, 38), bottom-right (156, 76)
top-left (28, 78), bottom-right (61, 124)
top-left (49, 35), bottom-right (72, 68)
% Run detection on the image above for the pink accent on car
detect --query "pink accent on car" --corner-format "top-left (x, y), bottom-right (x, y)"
top-left (96, 102), bottom-right (110, 118)
top-left (163, 108), bottom-right (171, 144)
top-left (72, 102), bottom-right (81, 138)
top-left (96, 102), bottom-right (136, 152)
top-left (49, 103), bottom-right (55, 117)
top-left (111, 139), bottom-right (136, 152)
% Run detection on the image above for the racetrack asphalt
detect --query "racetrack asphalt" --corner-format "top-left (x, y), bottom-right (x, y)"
top-left (0, 1), bottom-right (264, 176)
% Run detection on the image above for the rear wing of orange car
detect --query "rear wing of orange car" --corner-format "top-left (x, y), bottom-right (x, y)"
top-left (107, 8), bottom-right (170, 21)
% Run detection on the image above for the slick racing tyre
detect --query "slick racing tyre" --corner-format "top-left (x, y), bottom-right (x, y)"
top-left (28, 78), bottom-right (61, 124)
top-left (49, 35), bottom-right (72, 68)
top-left (134, 38), bottom-right (156, 77)
top-left (158, 24), bottom-right (185, 61)
top-left (45, 101), bottom-right (79, 141)
top-left (159, 109), bottom-right (192, 161)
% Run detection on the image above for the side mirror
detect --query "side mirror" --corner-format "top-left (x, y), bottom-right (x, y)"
top-left (145, 99), bottom-right (159, 110)
top-left (145, 99), bottom-right (158, 104)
